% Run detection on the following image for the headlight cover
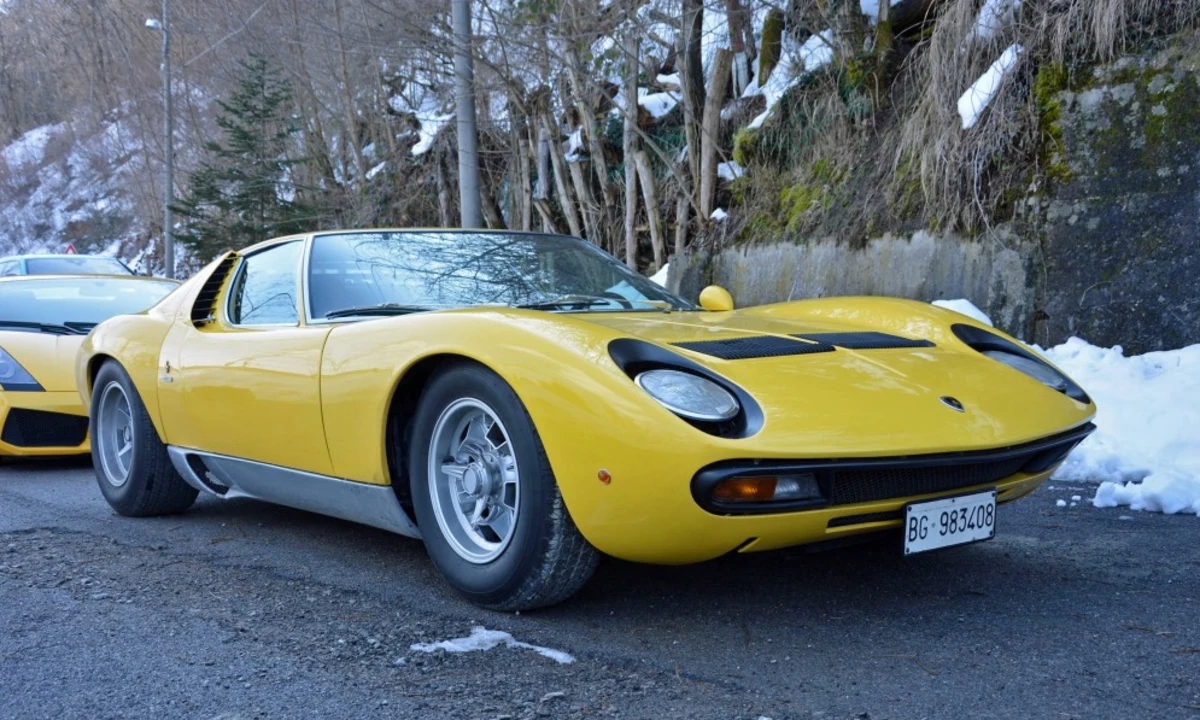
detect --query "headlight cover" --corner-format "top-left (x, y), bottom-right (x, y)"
top-left (982, 350), bottom-right (1068, 391)
top-left (0, 348), bottom-right (43, 391)
top-left (635, 369), bottom-right (740, 422)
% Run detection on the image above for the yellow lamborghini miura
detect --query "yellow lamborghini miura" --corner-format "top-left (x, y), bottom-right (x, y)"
top-left (77, 230), bottom-right (1095, 610)
top-left (0, 274), bottom-right (178, 458)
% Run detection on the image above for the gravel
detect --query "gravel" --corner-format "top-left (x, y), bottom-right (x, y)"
top-left (2, 457), bottom-right (1199, 719)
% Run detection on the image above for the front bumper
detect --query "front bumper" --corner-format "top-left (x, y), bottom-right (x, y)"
top-left (0, 391), bottom-right (90, 457)
top-left (550, 423), bottom-right (1093, 565)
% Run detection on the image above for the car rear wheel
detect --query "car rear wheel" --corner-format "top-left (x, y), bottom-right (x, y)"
top-left (409, 362), bottom-right (599, 611)
top-left (91, 361), bottom-right (197, 516)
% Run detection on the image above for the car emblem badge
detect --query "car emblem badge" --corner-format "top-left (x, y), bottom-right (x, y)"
top-left (940, 396), bottom-right (965, 413)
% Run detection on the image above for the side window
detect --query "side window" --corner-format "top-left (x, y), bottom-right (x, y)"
top-left (0, 261), bottom-right (20, 276)
top-left (228, 242), bottom-right (303, 325)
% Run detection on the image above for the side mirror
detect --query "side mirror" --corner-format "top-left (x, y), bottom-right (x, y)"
top-left (698, 285), bottom-right (734, 312)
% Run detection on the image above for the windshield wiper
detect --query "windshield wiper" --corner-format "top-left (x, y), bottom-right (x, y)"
top-left (516, 295), bottom-right (671, 312)
top-left (0, 320), bottom-right (89, 335)
top-left (323, 303), bottom-right (436, 319)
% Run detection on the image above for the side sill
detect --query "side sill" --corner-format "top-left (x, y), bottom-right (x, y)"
top-left (167, 446), bottom-right (421, 539)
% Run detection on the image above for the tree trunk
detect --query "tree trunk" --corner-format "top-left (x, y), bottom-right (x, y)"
top-left (634, 150), bottom-right (665, 271)
top-left (568, 161), bottom-right (599, 243)
top-left (566, 48), bottom-right (614, 204)
top-left (674, 189), bottom-right (689, 257)
top-left (622, 32), bottom-right (640, 270)
top-left (436, 147), bottom-right (454, 228)
top-left (699, 49), bottom-right (732, 220)
top-left (680, 0), bottom-right (705, 189)
top-left (542, 114), bottom-right (583, 238)
top-left (725, 0), bottom-right (750, 95)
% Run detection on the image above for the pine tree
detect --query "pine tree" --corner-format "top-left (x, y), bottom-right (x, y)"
top-left (173, 52), bottom-right (314, 261)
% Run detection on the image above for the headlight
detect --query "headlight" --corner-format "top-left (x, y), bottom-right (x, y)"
top-left (982, 350), bottom-right (1068, 391)
top-left (634, 369), bottom-right (739, 422)
top-left (0, 347), bottom-right (43, 391)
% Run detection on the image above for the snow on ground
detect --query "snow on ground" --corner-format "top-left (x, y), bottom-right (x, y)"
top-left (1046, 339), bottom-right (1200, 516)
top-left (932, 298), bottom-right (994, 326)
top-left (933, 299), bottom-right (1200, 516)
top-left (649, 262), bottom-right (669, 287)
top-left (859, 0), bottom-right (903, 23)
top-left (710, 208), bottom-right (729, 220)
top-left (409, 627), bottom-right (574, 664)
top-left (957, 43), bottom-right (1023, 129)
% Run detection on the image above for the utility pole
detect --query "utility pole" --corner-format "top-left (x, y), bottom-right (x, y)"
top-left (147, 2), bottom-right (175, 277)
top-left (162, 0), bottom-right (174, 278)
top-left (451, 0), bottom-right (482, 228)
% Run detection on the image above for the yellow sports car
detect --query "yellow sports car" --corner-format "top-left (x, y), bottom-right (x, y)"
top-left (77, 230), bottom-right (1095, 610)
top-left (0, 274), bottom-right (178, 459)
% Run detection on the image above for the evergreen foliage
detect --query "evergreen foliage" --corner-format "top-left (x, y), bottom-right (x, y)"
top-left (173, 53), bottom-right (314, 261)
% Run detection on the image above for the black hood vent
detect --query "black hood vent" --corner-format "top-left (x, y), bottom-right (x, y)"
top-left (793, 332), bottom-right (934, 350)
top-left (673, 336), bottom-right (834, 360)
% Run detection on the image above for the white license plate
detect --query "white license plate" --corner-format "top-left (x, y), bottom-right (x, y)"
top-left (903, 490), bottom-right (997, 555)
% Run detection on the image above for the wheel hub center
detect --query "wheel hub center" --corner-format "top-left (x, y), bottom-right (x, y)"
top-left (462, 462), bottom-right (495, 499)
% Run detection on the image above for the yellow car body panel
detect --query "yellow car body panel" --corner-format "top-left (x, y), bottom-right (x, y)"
top-left (77, 234), bottom-right (1095, 565)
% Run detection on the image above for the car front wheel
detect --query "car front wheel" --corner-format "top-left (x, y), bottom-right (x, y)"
top-left (409, 362), bottom-right (599, 611)
top-left (91, 361), bottom-right (197, 516)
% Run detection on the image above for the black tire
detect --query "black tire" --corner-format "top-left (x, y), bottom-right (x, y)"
top-left (90, 361), bottom-right (197, 516)
top-left (409, 362), bottom-right (599, 611)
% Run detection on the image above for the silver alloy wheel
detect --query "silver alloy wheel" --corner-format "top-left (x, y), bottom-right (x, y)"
top-left (96, 381), bottom-right (135, 487)
top-left (427, 398), bottom-right (521, 564)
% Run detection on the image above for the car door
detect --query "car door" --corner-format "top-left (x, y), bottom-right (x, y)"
top-left (158, 239), bottom-right (335, 475)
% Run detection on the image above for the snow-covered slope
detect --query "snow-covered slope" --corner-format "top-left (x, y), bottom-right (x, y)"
top-left (0, 115), bottom-right (149, 265)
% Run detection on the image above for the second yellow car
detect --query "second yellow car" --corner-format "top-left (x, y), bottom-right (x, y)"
top-left (0, 274), bottom-right (178, 458)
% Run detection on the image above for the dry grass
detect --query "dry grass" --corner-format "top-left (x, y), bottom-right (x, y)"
top-left (742, 0), bottom-right (1200, 239)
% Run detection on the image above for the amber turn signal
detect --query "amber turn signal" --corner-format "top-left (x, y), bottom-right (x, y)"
top-left (712, 477), bottom-right (778, 502)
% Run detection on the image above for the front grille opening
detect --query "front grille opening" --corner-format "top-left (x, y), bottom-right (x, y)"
top-left (1, 409), bottom-right (89, 448)
top-left (692, 424), bottom-right (1095, 515)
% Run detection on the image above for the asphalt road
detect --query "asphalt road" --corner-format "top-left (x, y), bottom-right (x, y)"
top-left (2, 457), bottom-right (1198, 720)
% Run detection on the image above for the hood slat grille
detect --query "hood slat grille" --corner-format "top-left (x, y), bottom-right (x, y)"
top-left (792, 332), bottom-right (934, 349)
top-left (673, 336), bottom-right (834, 360)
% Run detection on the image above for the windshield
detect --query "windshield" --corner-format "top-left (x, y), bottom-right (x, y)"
top-left (308, 231), bottom-right (694, 319)
top-left (24, 256), bottom-right (132, 275)
top-left (0, 277), bottom-right (177, 330)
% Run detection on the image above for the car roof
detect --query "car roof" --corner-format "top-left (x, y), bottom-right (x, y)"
top-left (239, 228), bottom-right (579, 255)
top-left (0, 273), bottom-right (179, 285)
top-left (0, 253), bottom-right (129, 261)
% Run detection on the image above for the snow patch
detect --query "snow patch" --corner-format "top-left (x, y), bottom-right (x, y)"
top-left (717, 161), bottom-right (744, 180)
top-left (859, 0), bottom-right (903, 23)
top-left (365, 161), bottom-right (387, 180)
top-left (966, 0), bottom-right (1022, 43)
top-left (957, 43), bottom-right (1023, 129)
top-left (649, 262), bottom-right (669, 287)
top-left (1045, 339), bottom-right (1200, 516)
top-left (410, 626), bottom-right (575, 664)
top-left (745, 29), bottom-right (834, 130)
top-left (710, 208), bottom-right (729, 220)
top-left (932, 298), bottom-right (994, 326)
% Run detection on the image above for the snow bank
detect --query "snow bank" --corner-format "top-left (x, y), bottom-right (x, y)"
top-left (931, 300), bottom-right (1200, 517)
top-left (1045, 339), bottom-right (1200, 516)
top-left (410, 626), bottom-right (574, 664)
top-left (859, 0), bottom-right (903, 23)
top-left (932, 298), bottom-right (994, 326)
top-left (957, 43), bottom-right (1023, 129)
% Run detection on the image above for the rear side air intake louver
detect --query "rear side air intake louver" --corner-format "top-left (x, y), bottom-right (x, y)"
top-left (190, 253), bottom-right (238, 327)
